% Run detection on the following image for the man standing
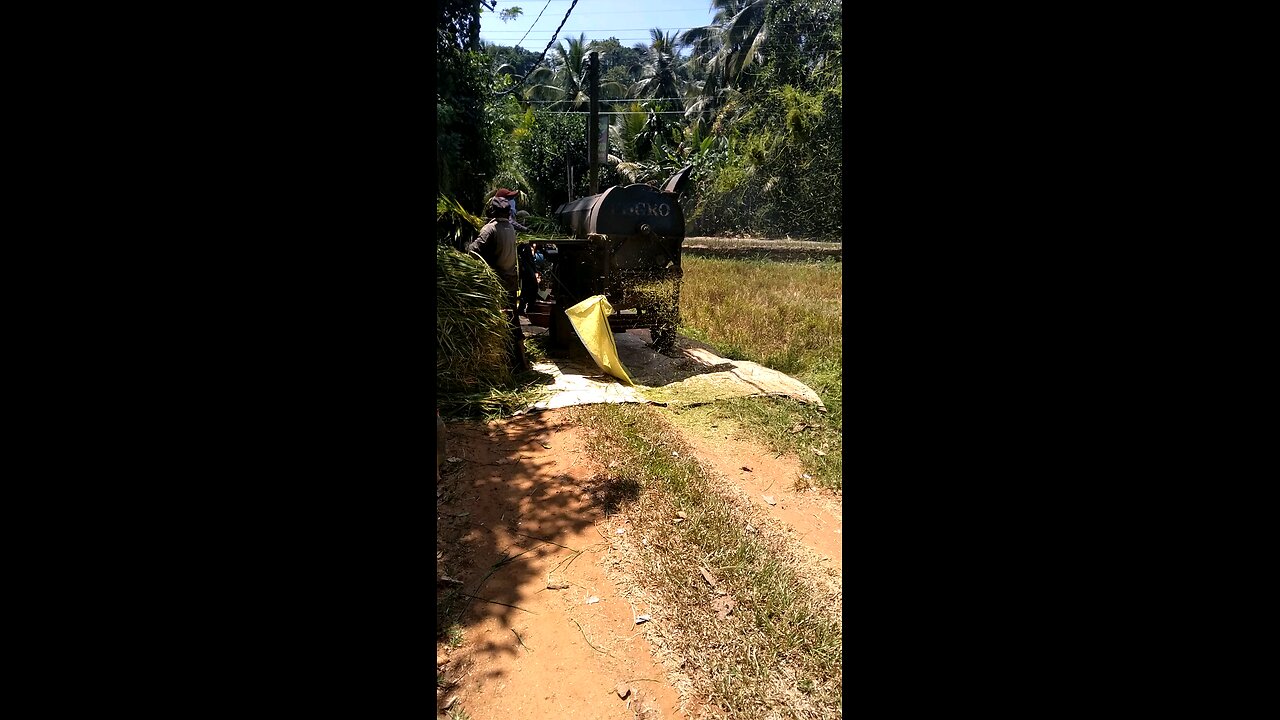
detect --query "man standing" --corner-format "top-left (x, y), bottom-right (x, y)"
top-left (494, 189), bottom-right (540, 315)
top-left (467, 197), bottom-right (528, 372)
top-left (494, 188), bottom-right (530, 231)
top-left (516, 241), bottom-right (539, 316)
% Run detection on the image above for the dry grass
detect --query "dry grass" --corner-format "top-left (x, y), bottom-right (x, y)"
top-left (683, 237), bottom-right (843, 250)
top-left (575, 403), bottom-right (842, 720)
top-left (677, 256), bottom-right (841, 371)
top-left (676, 256), bottom-right (842, 491)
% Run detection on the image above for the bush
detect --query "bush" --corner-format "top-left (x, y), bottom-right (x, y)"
top-left (686, 76), bottom-right (842, 240)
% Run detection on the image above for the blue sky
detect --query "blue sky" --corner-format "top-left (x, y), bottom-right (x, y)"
top-left (478, 0), bottom-right (718, 51)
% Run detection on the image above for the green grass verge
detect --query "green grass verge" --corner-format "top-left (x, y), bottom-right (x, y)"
top-left (575, 403), bottom-right (842, 720)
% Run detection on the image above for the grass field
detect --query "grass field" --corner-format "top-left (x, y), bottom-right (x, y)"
top-left (675, 255), bottom-right (843, 491)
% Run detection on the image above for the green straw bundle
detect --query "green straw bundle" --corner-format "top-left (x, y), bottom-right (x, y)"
top-left (436, 245), bottom-right (513, 393)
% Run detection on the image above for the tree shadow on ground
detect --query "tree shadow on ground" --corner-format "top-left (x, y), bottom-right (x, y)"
top-left (435, 409), bottom-right (628, 714)
top-left (582, 474), bottom-right (642, 518)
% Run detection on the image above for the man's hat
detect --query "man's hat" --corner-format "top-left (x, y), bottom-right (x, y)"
top-left (487, 196), bottom-right (511, 217)
top-left (494, 188), bottom-right (519, 199)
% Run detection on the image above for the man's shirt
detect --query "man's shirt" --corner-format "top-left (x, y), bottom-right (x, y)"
top-left (468, 219), bottom-right (518, 292)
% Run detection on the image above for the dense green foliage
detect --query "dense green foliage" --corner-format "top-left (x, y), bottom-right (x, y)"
top-left (525, 34), bottom-right (629, 111)
top-left (437, 0), bottom-right (499, 210)
top-left (684, 0), bottom-right (843, 238)
top-left (690, 81), bottom-right (842, 238)
top-left (439, 0), bottom-right (841, 242)
top-left (515, 110), bottom-right (589, 215)
top-left (590, 37), bottom-right (646, 87)
top-left (484, 42), bottom-right (540, 78)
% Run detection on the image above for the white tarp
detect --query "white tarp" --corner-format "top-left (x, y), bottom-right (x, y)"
top-left (528, 329), bottom-right (825, 411)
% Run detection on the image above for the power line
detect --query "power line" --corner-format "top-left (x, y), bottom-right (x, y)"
top-left (484, 26), bottom-right (702, 33)
top-left (481, 21), bottom-right (840, 33)
top-left (514, 0), bottom-right (554, 50)
top-left (521, 109), bottom-right (692, 115)
top-left (522, 97), bottom-right (686, 103)
top-left (562, 9), bottom-right (718, 14)
top-left (485, 38), bottom-right (699, 45)
top-left (494, 0), bottom-right (582, 98)
top-left (533, 110), bottom-right (690, 115)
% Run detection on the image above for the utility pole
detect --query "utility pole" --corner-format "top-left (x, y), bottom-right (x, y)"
top-left (588, 50), bottom-right (600, 195)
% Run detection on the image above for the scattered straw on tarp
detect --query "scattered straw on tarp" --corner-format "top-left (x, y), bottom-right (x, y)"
top-left (528, 330), bottom-right (825, 411)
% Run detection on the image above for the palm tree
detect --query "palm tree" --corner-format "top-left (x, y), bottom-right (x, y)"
top-left (607, 102), bottom-right (652, 182)
top-left (679, 54), bottom-right (740, 123)
top-left (607, 102), bottom-right (685, 185)
top-left (680, 0), bottom-right (768, 94)
top-left (524, 33), bottom-right (626, 111)
top-left (629, 28), bottom-right (686, 109)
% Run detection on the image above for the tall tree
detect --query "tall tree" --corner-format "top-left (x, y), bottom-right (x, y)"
top-left (516, 111), bottom-right (591, 213)
top-left (524, 33), bottom-right (626, 110)
top-left (607, 103), bottom-right (685, 184)
top-left (629, 28), bottom-right (687, 107)
top-left (437, 0), bottom-right (494, 54)
top-left (759, 0), bottom-right (841, 89)
top-left (680, 53), bottom-right (739, 124)
top-left (482, 41), bottom-right (541, 79)
top-left (437, 0), bottom-right (499, 206)
top-left (680, 0), bottom-right (768, 93)
top-left (587, 37), bottom-right (644, 86)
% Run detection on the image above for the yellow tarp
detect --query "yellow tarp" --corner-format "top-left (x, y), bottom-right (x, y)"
top-left (564, 295), bottom-right (634, 386)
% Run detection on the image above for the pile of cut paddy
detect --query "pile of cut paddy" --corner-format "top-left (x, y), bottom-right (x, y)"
top-left (436, 245), bottom-right (512, 393)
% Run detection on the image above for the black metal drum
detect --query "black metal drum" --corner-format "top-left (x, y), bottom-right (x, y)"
top-left (549, 173), bottom-right (690, 355)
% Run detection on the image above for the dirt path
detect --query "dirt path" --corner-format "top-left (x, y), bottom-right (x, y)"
top-left (436, 407), bottom-right (842, 719)
top-left (670, 416), bottom-right (843, 574)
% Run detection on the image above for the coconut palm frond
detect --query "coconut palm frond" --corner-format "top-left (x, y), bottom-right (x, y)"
top-left (600, 81), bottom-right (628, 98)
top-left (526, 66), bottom-right (555, 84)
top-left (740, 23), bottom-right (768, 74)
top-left (679, 25), bottom-right (718, 52)
top-left (524, 84), bottom-right (566, 103)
